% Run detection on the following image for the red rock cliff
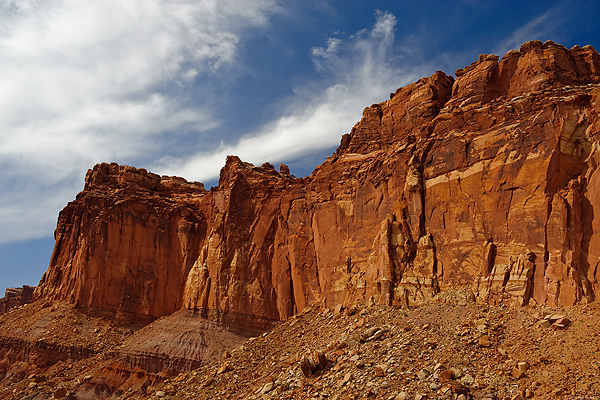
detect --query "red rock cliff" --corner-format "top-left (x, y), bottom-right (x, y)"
top-left (35, 163), bottom-right (208, 321)
top-left (35, 41), bottom-right (600, 328)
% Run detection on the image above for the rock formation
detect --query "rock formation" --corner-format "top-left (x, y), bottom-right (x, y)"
top-left (34, 164), bottom-right (208, 323)
top-left (1, 39), bottom-right (600, 399)
top-left (0, 285), bottom-right (35, 313)
top-left (33, 40), bottom-right (600, 332)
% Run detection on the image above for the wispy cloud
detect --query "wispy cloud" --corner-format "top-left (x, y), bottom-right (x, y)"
top-left (156, 11), bottom-right (425, 182)
top-left (0, 0), bottom-right (278, 243)
top-left (311, 38), bottom-right (342, 63)
top-left (494, 7), bottom-right (564, 56)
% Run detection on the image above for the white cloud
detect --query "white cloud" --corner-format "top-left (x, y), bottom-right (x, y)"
top-left (494, 8), bottom-right (563, 56)
top-left (0, 0), bottom-right (278, 243)
top-left (311, 37), bottom-right (342, 58)
top-left (156, 11), bottom-right (424, 182)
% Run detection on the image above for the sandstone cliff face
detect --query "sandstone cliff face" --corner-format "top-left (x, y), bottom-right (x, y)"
top-left (35, 163), bottom-right (208, 321)
top-left (35, 41), bottom-right (600, 330)
top-left (424, 40), bottom-right (600, 307)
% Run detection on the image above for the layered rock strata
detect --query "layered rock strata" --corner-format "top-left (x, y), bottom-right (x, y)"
top-left (34, 41), bottom-right (600, 334)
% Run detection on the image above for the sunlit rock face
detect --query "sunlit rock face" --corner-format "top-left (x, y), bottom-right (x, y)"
top-left (36, 41), bottom-right (600, 328)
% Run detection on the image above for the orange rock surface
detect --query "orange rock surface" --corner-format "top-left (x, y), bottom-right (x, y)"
top-left (35, 41), bottom-right (600, 330)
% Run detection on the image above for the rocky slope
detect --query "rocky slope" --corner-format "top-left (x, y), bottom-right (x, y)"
top-left (2, 291), bottom-right (599, 399)
top-left (127, 291), bottom-right (600, 400)
top-left (1, 40), bottom-right (600, 399)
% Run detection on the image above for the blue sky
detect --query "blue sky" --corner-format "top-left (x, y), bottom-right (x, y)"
top-left (1, 0), bottom-right (599, 296)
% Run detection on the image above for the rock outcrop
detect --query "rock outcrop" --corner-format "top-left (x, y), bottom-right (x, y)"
top-left (0, 285), bottom-right (35, 313)
top-left (34, 41), bottom-right (600, 332)
top-left (35, 164), bottom-right (208, 322)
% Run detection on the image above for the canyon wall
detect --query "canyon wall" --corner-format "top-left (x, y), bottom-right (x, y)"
top-left (35, 40), bottom-right (600, 329)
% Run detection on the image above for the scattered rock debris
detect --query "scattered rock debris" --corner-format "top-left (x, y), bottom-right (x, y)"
top-left (128, 293), bottom-right (598, 399)
top-left (1, 292), bottom-right (599, 399)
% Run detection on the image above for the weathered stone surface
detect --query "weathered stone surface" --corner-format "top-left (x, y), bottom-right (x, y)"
top-left (34, 41), bottom-right (600, 334)
top-left (0, 286), bottom-right (34, 314)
